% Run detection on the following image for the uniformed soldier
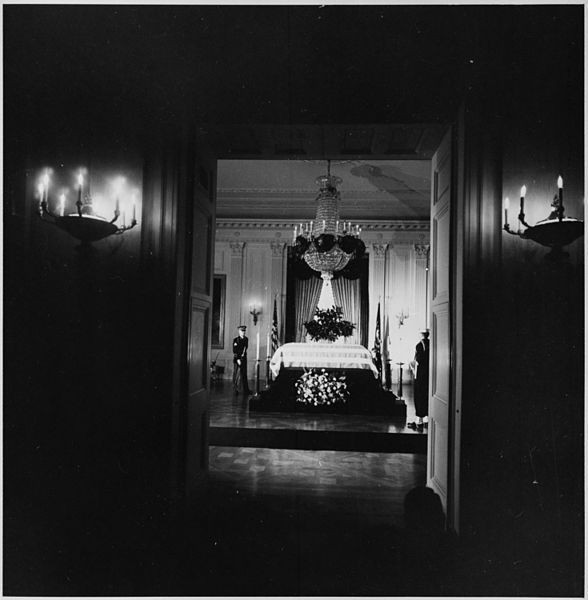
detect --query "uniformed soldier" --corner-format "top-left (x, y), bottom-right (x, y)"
top-left (232, 325), bottom-right (251, 395)
top-left (409, 330), bottom-right (430, 431)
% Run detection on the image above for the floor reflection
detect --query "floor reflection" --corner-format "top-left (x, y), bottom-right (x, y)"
top-left (210, 379), bottom-right (425, 435)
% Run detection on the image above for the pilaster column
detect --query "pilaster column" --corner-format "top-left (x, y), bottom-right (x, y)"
top-left (414, 244), bottom-right (430, 331)
top-left (268, 241), bottom-right (285, 352)
top-left (368, 243), bottom-right (388, 350)
top-left (229, 241), bottom-right (245, 330)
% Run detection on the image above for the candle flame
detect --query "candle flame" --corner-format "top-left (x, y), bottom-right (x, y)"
top-left (37, 183), bottom-right (44, 197)
top-left (520, 185), bottom-right (527, 197)
top-left (113, 176), bottom-right (126, 191)
top-left (77, 173), bottom-right (84, 186)
top-left (557, 175), bottom-right (563, 189)
top-left (504, 197), bottom-right (510, 209)
top-left (42, 172), bottom-right (50, 187)
top-left (60, 193), bottom-right (66, 203)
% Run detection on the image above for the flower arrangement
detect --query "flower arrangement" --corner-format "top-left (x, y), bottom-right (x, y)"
top-left (304, 306), bottom-right (355, 342)
top-left (295, 368), bottom-right (350, 407)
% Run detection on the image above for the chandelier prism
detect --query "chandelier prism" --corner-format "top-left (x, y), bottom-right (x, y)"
top-left (291, 161), bottom-right (365, 308)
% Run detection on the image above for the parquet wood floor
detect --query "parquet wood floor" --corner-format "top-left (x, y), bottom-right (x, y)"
top-left (209, 445), bottom-right (426, 529)
top-left (210, 380), bottom-right (427, 452)
top-left (155, 445), bottom-right (432, 596)
top-left (210, 379), bottom-right (421, 433)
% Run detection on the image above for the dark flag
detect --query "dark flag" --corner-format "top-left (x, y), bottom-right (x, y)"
top-left (271, 297), bottom-right (280, 355)
top-left (373, 302), bottom-right (382, 379)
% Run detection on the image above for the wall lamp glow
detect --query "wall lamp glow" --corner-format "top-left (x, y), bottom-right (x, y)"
top-left (249, 303), bottom-right (261, 325)
top-left (503, 176), bottom-right (584, 261)
top-left (37, 168), bottom-right (138, 249)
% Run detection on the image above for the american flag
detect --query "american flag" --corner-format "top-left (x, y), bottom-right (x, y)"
top-left (372, 301), bottom-right (382, 380)
top-left (271, 297), bottom-right (280, 355)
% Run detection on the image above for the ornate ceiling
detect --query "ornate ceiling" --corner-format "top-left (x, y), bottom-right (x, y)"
top-left (217, 157), bottom-right (432, 220)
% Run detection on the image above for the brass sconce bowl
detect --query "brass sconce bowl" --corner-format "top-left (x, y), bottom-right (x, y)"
top-left (56, 215), bottom-right (120, 243)
top-left (521, 217), bottom-right (584, 249)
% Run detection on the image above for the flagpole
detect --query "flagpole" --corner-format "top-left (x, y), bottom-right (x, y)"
top-left (373, 300), bottom-right (383, 383)
top-left (268, 295), bottom-right (279, 384)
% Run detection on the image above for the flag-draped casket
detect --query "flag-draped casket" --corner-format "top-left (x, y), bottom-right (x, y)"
top-left (251, 341), bottom-right (400, 415)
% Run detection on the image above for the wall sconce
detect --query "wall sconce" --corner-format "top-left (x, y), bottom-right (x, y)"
top-left (37, 169), bottom-right (138, 248)
top-left (249, 303), bottom-right (261, 325)
top-left (396, 309), bottom-right (409, 328)
top-left (503, 177), bottom-right (584, 260)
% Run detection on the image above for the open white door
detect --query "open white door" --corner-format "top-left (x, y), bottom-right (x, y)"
top-left (427, 126), bottom-right (461, 532)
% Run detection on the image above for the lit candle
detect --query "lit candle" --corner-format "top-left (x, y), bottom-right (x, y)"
top-left (504, 197), bottom-right (510, 227)
top-left (77, 172), bottom-right (84, 207)
top-left (557, 175), bottom-right (564, 215)
top-left (256, 331), bottom-right (260, 360)
top-left (132, 198), bottom-right (137, 222)
top-left (520, 185), bottom-right (526, 213)
top-left (336, 220), bottom-right (339, 233)
top-left (293, 225), bottom-right (297, 243)
top-left (122, 211), bottom-right (126, 227)
top-left (59, 193), bottom-right (65, 217)
top-left (42, 171), bottom-right (50, 204)
top-left (322, 219), bottom-right (325, 232)
top-left (266, 333), bottom-right (270, 356)
top-left (37, 183), bottom-right (44, 206)
top-left (115, 197), bottom-right (120, 215)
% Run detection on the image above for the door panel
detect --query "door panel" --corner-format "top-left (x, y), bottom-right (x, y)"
top-left (432, 203), bottom-right (450, 304)
top-left (431, 308), bottom-right (450, 401)
top-left (170, 136), bottom-right (216, 499)
top-left (188, 299), bottom-right (209, 394)
top-left (184, 151), bottom-right (216, 496)
top-left (427, 127), bottom-right (454, 515)
top-left (191, 207), bottom-right (212, 295)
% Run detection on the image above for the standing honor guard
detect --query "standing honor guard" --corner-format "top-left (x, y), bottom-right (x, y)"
top-left (233, 325), bottom-right (251, 395)
top-left (409, 330), bottom-right (430, 431)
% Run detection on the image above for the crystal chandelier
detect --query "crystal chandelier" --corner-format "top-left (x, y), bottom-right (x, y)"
top-left (291, 161), bottom-right (365, 304)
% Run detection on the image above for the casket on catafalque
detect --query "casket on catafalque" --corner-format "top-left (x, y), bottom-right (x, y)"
top-left (250, 342), bottom-right (404, 415)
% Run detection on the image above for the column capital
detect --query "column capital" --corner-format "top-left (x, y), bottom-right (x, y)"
top-left (270, 241), bottom-right (285, 258)
top-left (229, 241), bottom-right (245, 257)
top-left (371, 243), bottom-right (388, 258)
top-left (414, 244), bottom-right (430, 258)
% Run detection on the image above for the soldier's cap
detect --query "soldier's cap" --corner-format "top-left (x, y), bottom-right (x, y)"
top-left (238, 325), bottom-right (247, 331)
top-left (420, 329), bottom-right (430, 335)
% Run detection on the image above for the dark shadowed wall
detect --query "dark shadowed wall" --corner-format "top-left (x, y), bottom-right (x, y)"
top-left (457, 12), bottom-right (584, 593)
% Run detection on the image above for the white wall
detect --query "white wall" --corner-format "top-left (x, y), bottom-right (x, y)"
top-left (214, 218), bottom-right (430, 382)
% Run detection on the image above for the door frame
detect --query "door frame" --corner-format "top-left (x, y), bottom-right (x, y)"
top-left (170, 124), bottom-right (463, 531)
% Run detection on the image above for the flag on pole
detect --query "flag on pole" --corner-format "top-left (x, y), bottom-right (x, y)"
top-left (372, 301), bottom-right (382, 379)
top-left (271, 297), bottom-right (280, 355)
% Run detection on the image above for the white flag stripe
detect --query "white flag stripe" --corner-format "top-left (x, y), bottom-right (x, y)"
top-left (270, 343), bottom-right (379, 378)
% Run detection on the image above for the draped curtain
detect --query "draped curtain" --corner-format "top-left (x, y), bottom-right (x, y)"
top-left (332, 277), bottom-right (362, 345)
top-left (294, 276), bottom-right (323, 342)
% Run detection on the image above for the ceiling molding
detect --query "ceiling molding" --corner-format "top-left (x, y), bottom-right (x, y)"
top-left (217, 189), bottom-right (428, 199)
top-left (216, 218), bottom-right (429, 231)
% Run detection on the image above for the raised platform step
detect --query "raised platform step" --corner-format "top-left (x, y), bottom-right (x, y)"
top-left (210, 426), bottom-right (427, 454)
